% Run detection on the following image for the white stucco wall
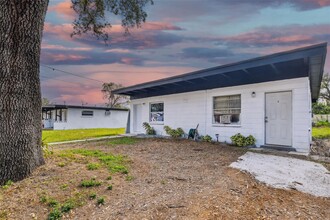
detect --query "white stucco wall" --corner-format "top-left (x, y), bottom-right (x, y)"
top-left (53, 108), bottom-right (129, 130)
top-left (130, 77), bottom-right (312, 152)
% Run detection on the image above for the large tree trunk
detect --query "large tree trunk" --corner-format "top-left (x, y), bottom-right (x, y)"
top-left (0, 0), bottom-right (49, 185)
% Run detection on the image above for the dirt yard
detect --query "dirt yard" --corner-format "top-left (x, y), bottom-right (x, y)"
top-left (0, 138), bottom-right (329, 219)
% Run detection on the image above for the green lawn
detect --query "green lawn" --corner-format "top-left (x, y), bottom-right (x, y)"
top-left (42, 128), bottom-right (125, 143)
top-left (106, 137), bottom-right (139, 145)
top-left (312, 126), bottom-right (330, 139)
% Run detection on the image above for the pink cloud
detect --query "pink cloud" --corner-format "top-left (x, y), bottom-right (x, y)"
top-left (104, 49), bottom-right (131, 53)
top-left (55, 89), bottom-right (104, 105)
top-left (219, 24), bottom-right (330, 47)
top-left (41, 63), bottom-right (198, 105)
top-left (48, 1), bottom-right (75, 20)
top-left (42, 21), bottom-right (184, 50)
top-left (318, 0), bottom-right (330, 7)
top-left (41, 42), bottom-right (92, 51)
top-left (52, 54), bottom-right (87, 62)
top-left (216, 24), bottom-right (330, 76)
top-left (43, 22), bottom-right (74, 41)
top-left (41, 51), bottom-right (87, 64)
top-left (225, 33), bottom-right (314, 45)
top-left (120, 58), bottom-right (139, 65)
top-left (298, 0), bottom-right (330, 9)
top-left (43, 21), bottom-right (182, 38)
top-left (41, 78), bottom-right (104, 105)
top-left (141, 22), bottom-right (183, 31)
top-left (75, 63), bottom-right (198, 87)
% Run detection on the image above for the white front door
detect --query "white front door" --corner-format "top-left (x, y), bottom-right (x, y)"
top-left (133, 104), bottom-right (143, 133)
top-left (265, 91), bottom-right (292, 146)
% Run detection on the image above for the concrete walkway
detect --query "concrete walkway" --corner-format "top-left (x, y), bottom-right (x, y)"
top-left (48, 134), bottom-right (131, 145)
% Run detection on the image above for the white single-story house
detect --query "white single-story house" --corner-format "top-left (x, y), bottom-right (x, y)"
top-left (114, 43), bottom-right (327, 153)
top-left (42, 105), bottom-right (129, 130)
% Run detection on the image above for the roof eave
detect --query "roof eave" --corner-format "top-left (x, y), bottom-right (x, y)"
top-left (113, 43), bottom-right (327, 96)
top-left (42, 105), bottom-right (129, 111)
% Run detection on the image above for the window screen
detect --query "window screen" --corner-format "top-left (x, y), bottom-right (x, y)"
top-left (213, 95), bottom-right (241, 124)
top-left (150, 102), bottom-right (164, 122)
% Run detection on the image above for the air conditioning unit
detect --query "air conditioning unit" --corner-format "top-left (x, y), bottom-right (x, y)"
top-left (220, 115), bottom-right (231, 124)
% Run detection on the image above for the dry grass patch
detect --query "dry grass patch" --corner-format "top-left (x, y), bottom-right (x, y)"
top-left (0, 138), bottom-right (329, 220)
top-left (0, 144), bottom-right (130, 220)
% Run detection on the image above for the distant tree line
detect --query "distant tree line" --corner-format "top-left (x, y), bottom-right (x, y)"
top-left (313, 73), bottom-right (330, 114)
top-left (312, 103), bottom-right (330, 114)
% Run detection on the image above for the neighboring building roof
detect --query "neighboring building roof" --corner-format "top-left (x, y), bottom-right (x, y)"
top-left (42, 105), bottom-right (129, 111)
top-left (113, 43), bottom-right (327, 102)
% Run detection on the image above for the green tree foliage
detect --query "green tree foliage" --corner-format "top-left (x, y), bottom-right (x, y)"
top-left (312, 103), bottom-right (330, 114)
top-left (72, 0), bottom-right (154, 41)
top-left (319, 73), bottom-right (330, 104)
top-left (42, 97), bottom-right (50, 106)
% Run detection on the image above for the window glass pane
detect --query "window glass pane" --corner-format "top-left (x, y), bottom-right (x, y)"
top-left (150, 112), bottom-right (164, 122)
top-left (150, 103), bottom-right (164, 112)
top-left (82, 110), bottom-right (93, 116)
top-left (150, 102), bottom-right (164, 122)
top-left (213, 95), bottom-right (241, 124)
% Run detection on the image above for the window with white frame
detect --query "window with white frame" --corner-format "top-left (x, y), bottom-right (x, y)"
top-left (150, 102), bottom-right (164, 122)
top-left (81, 110), bottom-right (94, 117)
top-left (213, 95), bottom-right (241, 124)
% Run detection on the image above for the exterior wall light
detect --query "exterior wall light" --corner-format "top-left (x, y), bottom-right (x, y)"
top-left (251, 91), bottom-right (256, 98)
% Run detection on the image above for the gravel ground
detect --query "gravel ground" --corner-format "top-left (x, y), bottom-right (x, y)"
top-left (1, 138), bottom-right (329, 219)
top-left (230, 152), bottom-right (330, 197)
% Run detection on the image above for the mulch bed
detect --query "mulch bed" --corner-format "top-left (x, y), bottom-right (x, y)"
top-left (312, 139), bottom-right (330, 157)
top-left (1, 138), bottom-right (329, 219)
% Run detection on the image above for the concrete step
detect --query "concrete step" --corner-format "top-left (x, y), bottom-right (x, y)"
top-left (260, 145), bottom-right (296, 152)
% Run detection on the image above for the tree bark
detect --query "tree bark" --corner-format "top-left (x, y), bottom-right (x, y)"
top-left (0, 0), bottom-right (49, 185)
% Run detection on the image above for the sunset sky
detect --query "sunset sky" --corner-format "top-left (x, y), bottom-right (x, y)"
top-left (41, 0), bottom-right (330, 105)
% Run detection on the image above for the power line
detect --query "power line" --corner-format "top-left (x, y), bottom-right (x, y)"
top-left (40, 68), bottom-right (101, 87)
top-left (40, 75), bottom-right (82, 85)
top-left (40, 75), bottom-right (100, 89)
top-left (40, 64), bottom-right (105, 84)
top-left (40, 73), bottom-right (92, 85)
